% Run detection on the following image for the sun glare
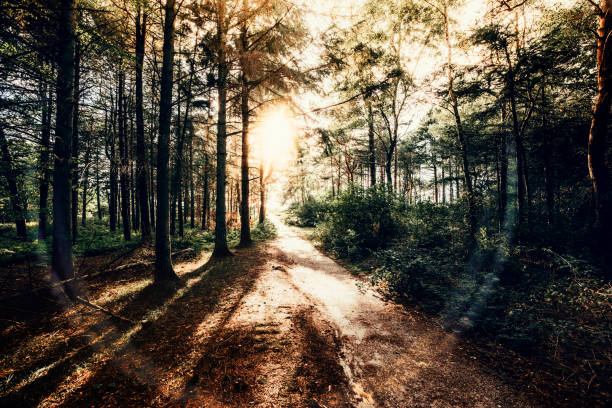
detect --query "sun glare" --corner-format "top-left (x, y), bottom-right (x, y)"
top-left (253, 106), bottom-right (297, 169)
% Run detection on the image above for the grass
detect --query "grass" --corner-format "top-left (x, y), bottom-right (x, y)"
top-left (0, 218), bottom-right (277, 265)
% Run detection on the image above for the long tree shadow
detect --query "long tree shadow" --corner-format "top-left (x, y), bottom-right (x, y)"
top-left (0, 246), bottom-right (264, 407)
top-left (0, 275), bottom-right (185, 407)
top-left (0, 266), bottom-right (184, 407)
top-left (46, 245), bottom-right (269, 407)
top-left (0, 245), bottom-right (156, 373)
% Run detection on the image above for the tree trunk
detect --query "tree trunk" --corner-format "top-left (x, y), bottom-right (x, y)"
top-left (212, 3), bottom-right (232, 257)
top-left (149, 74), bottom-right (157, 230)
top-left (202, 152), bottom-right (209, 229)
top-left (442, 164), bottom-right (446, 204)
top-left (109, 136), bottom-right (118, 232)
top-left (589, 0), bottom-right (612, 269)
top-left (541, 87), bottom-right (554, 226)
top-left (190, 132), bottom-right (195, 229)
top-left (449, 162), bottom-right (454, 203)
top-left (259, 161), bottom-right (266, 224)
top-left (498, 102), bottom-right (508, 230)
top-left (109, 92), bottom-right (118, 232)
top-left (136, 5), bottom-right (151, 244)
top-left (0, 128), bottom-right (27, 240)
top-left (81, 145), bottom-right (90, 225)
top-left (118, 70), bottom-right (131, 241)
top-left (52, 0), bottom-right (77, 298)
top-left (367, 99), bottom-right (376, 186)
top-left (433, 162), bottom-right (438, 203)
top-left (38, 73), bottom-right (53, 240)
top-left (170, 86), bottom-right (181, 237)
top-left (71, 39), bottom-right (80, 244)
top-left (394, 145), bottom-right (398, 191)
top-left (96, 152), bottom-right (102, 220)
top-left (508, 70), bottom-right (528, 229)
top-left (154, 0), bottom-right (179, 282)
top-left (239, 57), bottom-right (252, 246)
top-left (444, 2), bottom-right (477, 239)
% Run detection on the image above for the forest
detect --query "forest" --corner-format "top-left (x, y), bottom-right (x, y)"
top-left (0, 0), bottom-right (610, 407)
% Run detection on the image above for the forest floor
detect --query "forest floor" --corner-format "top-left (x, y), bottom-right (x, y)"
top-left (1, 217), bottom-right (546, 408)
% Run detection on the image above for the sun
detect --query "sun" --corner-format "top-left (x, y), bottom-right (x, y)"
top-left (253, 105), bottom-right (297, 169)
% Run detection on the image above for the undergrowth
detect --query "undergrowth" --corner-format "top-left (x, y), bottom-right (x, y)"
top-left (0, 218), bottom-right (277, 264)
top-left (287, 185), bottom-right (611, 404)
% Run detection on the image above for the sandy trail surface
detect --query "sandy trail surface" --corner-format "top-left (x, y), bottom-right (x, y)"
top-left (222, 217), bottom-right (531, 407)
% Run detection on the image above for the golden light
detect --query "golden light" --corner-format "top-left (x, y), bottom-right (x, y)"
top-left (253, 105), bottom-right (297, 169)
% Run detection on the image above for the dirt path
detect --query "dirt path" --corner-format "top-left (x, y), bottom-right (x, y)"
top-left (1, 219), bottom-right (534, 408)
top-left (228, 217), bottom-right (532, 408)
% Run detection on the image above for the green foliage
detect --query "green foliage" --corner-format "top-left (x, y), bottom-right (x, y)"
top-left (285, 195), bottom-right (329, 227)
top-left (252, 220), bottom-right (277, 241)
top-left (0, 218), bottom-right (279, 265)
top-left (0, 223), bottom-right (40, 263)
top-left (312, 184), bottom-right (400, 259)
top-left (172, 228), bottom-right (215, 252)
top-left (0, 219), bottom-right (143, 264)
top-left (370, 246), bottom-right (458, 313)
top-left (289, 186), bottom-right (609, 385)
top-left (480, 250), bottom-right (611, 355)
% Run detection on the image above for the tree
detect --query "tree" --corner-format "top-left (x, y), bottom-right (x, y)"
top-left (155, 0), bottom-right (179, 282)
top-left (587, 0), bottom-right (612, 264)
top-left (52, 0), bottom-right (78, 298)
top-left (211, 0), bottom-right (232, 258)
top-left (135, 0), bottom-right (151, 244)
top-left (38, 66), bottom-right (53, 240)
top-left (118, 68), bottom-right (131, 241)
top-left (440, 0), bottom-right (477, 239)
top-left (71, 35), bottom-right (81, 244)
top-left (238, 0), bottom-right (252, 247)
top-left (0, 128), bottom-right (27, 240)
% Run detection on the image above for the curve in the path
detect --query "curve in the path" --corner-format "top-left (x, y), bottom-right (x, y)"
top-left (264, 217), bottom-right (531, 408)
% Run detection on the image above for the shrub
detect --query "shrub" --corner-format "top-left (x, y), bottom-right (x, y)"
top-left (286, 195), bottom-right (329, 227)
top-left (313, 184), bottom-right (400, 259)
top-left (370, 245), bottom-right (458, 313)
top-left (252, 220), bottom-right (277, 241)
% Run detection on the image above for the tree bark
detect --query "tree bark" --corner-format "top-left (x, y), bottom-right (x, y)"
top-left (202, 151), bottom-right (209, 229)
top-left (259, 161), bottom-right (266, 224)
top-left (52, 0), bottom-right (77, 298)
top-left (239, 39), bottom-right (252, 247)
top-left (189, 131), bottom-right (195, 229)
top-left (170, 80), bottom-right (180, 237)
top-left (71, 38), bottom-right (80, 244)
top-left (0, 128), bottom-right (27, 240)
top-left (442, 163), bottom-right (446, 204)
top-left (96, 152), bottom-right (102, 220)
top-left (109, 94), bottom-right (118, 232)
top-left (135, 4), bottom-right (151, 243)
top-left (81, 144), bottom-right (90, 225)
top-left (367, 98), bottom-right (376, 186)
top-left (38, 73), bottom-right (53, 240)
top-left (498, 102), bottom-right (508, 230)
top-left (433, 162), bottom-right (438, 203)
top-left (588, 0), bottom-right (612, 268)
top-left (118, 69), bottom-right (131, 241)
top-left (443, 1), bottom-right (477, 239)
top-left (212, 1), bottom-right (232, 257)
top-left (155, 0), bottom-right (179, 282)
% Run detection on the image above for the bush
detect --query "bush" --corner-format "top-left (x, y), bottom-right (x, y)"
top-left (286, 195), bottom-right (329, 227)
top-left (370, 245), bottom-right (458, 313)
top-left (252, 220), bottom-right (277, 241)
top-left (313, 184), bottom-right (401, 259)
